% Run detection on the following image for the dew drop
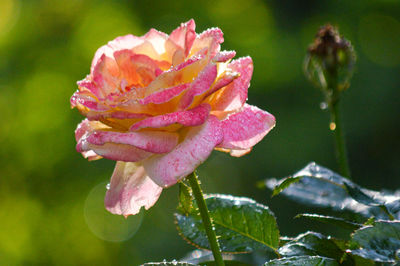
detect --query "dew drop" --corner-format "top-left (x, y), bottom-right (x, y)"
top-left (106, 183), bottom-right (110, 190)
top-left (329, 122), bottom-right (336, 131)
top-left (192, 250), bottom-right (202, 258)
top-left (320, 102), bottom-right (328, 110)
top-left (395, 249), bottom-right (400, 260)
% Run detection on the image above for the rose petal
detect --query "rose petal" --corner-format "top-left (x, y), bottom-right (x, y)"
top-left (178, 63), bottom-right (218, 110)
top-left (168, 19), bottom-right (196, 56)
top-left (77, 78), bottom-right (102, 98)
top-left (139, 83), bottom-right (190, 105)
top-left (91, 34), bottom-right (145, 72)
top-left (206, 56), bottom-right (253, 112)
top-left (142, 28), bottom-right (168, 55)
top-left (143, 115), bottom-right (223, 187)
top-left (213, 50), bottom-right (236, 62)
top-left (202, 69), bottom-right (239, 99)
top-left (75, 119), bottom-right (103, 142)
top-left (86, 130), bottom-right (179, 154)
top-left (190, 27), bottom-right (224, 59)
top-left (142, 55), bottom-right (208, 98)
top-left (114, 49), bottom-right (162, 88)
top-left (75, 119), bottom-right (108, 160)
top-left (173, 54), bottom-right (203, 72)
top-left (70, 90), bottom-right (105, 111)
top-left (77, 141), bottom-right (153, 162)
top-left (105, 162), bottom-right (162, 217)
top-left (75, 119), bottom-right (157, 161)
top-left (86, 111), bottom-right (150, 121)
top-left (130, 103), bottom-right (210, 131)
top-left (217, 104), bottom-right (275, 151)
top-left (92, 54), bottom-right (121, 98)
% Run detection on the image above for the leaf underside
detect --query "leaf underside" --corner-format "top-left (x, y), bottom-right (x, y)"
top-left (265, 162), bottom-right (400, 220)
top-left (349, 220), bottom-right (400, 263)
top-left (264, 255), bottom-right (338, 265)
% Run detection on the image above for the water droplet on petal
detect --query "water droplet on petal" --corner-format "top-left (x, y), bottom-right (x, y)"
top-left (106, 183), bottom-right (111, 190)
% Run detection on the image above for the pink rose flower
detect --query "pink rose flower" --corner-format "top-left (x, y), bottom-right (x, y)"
top-left (72, 19), bottom-right (275, 217)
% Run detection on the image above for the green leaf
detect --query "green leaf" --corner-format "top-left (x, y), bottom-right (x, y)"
top-left (342, 182), bottom-right (382, 207)
top-left (178, 182), bottom-right (193, 215)
top-left (199, 261), bottom-right (252, 265)
top-left (264, 256), bottom-right (338, 265)
top-left (141, 262), bottom-right (195, 266)
top-left (343, 182), bottom-right (395, 220)
top-left (279, 237), bottom-right (294, 247)
top-left (295, 213), bottom-right (361, 230)
top-left (349, 221), bottom-right (400, 263)
top-left (278, 232), bottom-right (344, 261)
top-left (363, 217), bottom-right (376, 226)
top-left (271, 176), bottom-right (300, 197)
top-left (182, 249), bottom-right (272, 265)
top-left (175, 194), bottom-right (280, 254)
top-left (264, 162), bottom-right (400, 219)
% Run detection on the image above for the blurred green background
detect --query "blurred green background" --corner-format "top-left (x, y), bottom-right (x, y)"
top-left (0, 0), bottom-right (399, 264)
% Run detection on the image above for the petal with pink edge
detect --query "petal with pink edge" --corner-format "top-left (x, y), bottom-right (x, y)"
top-left (74, 119), bottom-right (104, 161)
top-left (75, 119), bottom-right (157, 162)
top-left (190, 28), bottom-right (224, 59)
top-left (168, 19), bottom-right (196, 56)
top-left (105, 162), bottom-right (162, 217)
top-left (92, 54), bottom-right (121, 98)
top-left (206, 57), bottom-right (253, 112)
top-left (143, 115), bottom-right (223, 187)
top-left (130, 103), bottom-right (210, 131)
top-left (70, 90), bottom-right (102, 110)
top-left (114, 49), bottom-right (162, 88)
top-left (139, 83), bottom-right (190, 105)
top-left (86, 111), bottom-right (149, 121)
top-left (75, 119), bottom-right (103, 142)
top-left (217, 104), bottom-right (275, 152)
top-left (202, 70), bottom-right (239, 99)
top-left (143, 28), bottom-right (168, 55)
top-left (86, 130), bottom-right (179, 154)
top-left (91, 34), bottom-right (145, 71)
top-left (77, 141), bottom-right (153, 162)
top-left (178, 63), bottom-right (218, 110)
top-left (213, 50), bottom-right (236, 62)
top-left (77, 78), bottom-right (102, 98)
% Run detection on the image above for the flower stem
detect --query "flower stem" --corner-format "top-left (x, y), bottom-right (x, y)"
top-left (187, 172), bottom-right (225, 266)
top-left (326, 69), bottom-right (351, 179)
top-left (329, 100), bottom-right (351, 178)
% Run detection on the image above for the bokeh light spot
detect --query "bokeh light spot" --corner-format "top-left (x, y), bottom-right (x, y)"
top-left (0, 0), bottom-right (19, 39)
top-left (0, 195), bottom-right (42, 262)
top-left (359, 14), bottom-right (400, 67)
top-left (84, 182), bottom-right (144, 242)
top-left (72, 3), bottom-right (142, 63)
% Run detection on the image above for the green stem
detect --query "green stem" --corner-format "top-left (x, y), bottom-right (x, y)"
top-left (187, 172), bottom-right (225, 266)
top-left (326, 68), bottom-right (351, 179)
top-left (329, 100), bottom-right (351, 178)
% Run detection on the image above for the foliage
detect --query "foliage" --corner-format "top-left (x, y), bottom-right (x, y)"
top-left (265, 256), bottom-right (338, 266)
top-left (175, 194), bottom-right (280, 254)
top-left (153, 164), bottom-right (400, 265)
top-left (266, 162), bottom-right (400, 220)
